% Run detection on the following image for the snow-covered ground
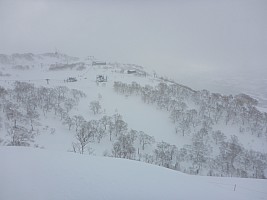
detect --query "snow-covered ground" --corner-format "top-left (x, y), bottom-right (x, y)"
top-left (1, 146), bottom-right (267, 200)
top-left (0, 54), bottom-right (182, 149)
top-left (1, 53), bottom-right (265, 152)
top-left (0, 53), bottom-right (266, 198)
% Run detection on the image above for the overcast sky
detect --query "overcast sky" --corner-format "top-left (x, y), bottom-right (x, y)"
top-left (0, 0), bottom-right (266, 92)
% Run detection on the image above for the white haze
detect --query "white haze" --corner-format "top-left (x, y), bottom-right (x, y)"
top-left (0, 0), bottom-right (266, 96)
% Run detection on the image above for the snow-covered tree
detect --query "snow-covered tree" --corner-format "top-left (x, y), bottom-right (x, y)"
top-left (89, 100), bottom-right (101, 115)
top-left (112, 133), bottom-right (136, 159)
top-left (138, 131), bottom-right (155, 150)
top-left (6, 125), bottom-right (34, 146)
top-left (73, 123), bottom-right (93, 154)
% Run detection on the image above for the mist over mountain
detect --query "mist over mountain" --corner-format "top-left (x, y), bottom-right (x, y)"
top-left (1, 0), bottom-right (266, 106)
top-left (1, 0), bottom-right (267, 199)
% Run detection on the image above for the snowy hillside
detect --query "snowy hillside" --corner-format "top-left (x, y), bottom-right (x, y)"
top-left (0, 52), bottom-right (267, 179)
top-left (1, 147), bottom-right (267, 200)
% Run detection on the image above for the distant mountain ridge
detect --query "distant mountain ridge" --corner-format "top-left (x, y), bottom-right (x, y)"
top-left (0, 52), bottom-right (79, 65)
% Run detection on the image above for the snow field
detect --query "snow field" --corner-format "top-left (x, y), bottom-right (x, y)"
top-left (1, 147), bottom-right (267, 200)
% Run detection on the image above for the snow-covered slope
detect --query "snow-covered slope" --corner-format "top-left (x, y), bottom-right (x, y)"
top-left (1, 146), bottom-right (266, 200)
top-left (0, 52), bottom-right (266, 179)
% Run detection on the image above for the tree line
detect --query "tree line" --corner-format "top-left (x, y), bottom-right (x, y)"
top-left (0, 81), bottom-right (86, 146)
top-left (113, 81), bottom-right (267, 178)
top-left (1, 81), bottom-right (266, 179)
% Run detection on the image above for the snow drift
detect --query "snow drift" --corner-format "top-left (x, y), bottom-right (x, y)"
top-left (1, 147), bottom-right (266, 200)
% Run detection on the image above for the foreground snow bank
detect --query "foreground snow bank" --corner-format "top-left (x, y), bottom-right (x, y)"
top-left (1, 147), bottom-right (266, 200)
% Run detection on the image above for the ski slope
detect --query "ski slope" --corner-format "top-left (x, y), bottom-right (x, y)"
top-left (1, 146), bottom-right (266, 200)
top-left (0, 54), bottom-right (182, 149)
top-left (0, 53), bottom-right (267, 178)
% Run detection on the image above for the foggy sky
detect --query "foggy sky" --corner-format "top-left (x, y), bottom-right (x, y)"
top-left (0, 0), bottom-right (266, 92)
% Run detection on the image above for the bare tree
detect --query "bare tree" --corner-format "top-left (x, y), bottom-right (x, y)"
top-left (26, 107), bottom-right (39, 131)
top-left (189, 132), bottom-right (212, 173)
top-left (6, 125), bottom-right (34, 146)
top-left (4, 101), bottom-right (23, 128)
top-left (73, 115), bottom-right (85, 133)
top-left (100, 115), bottom-right (111, 130)
top-left (64, 98), bottom-right (76, 113)
top-left (176, 118), bottom-right (191, 137)
top-left (212, 130), bottom-right (226, 145)
top-left (94, 121), bottom-right (106, 143)
top-left (114, 119), bottom-right (127, 137)
top-left (89, 100), bottom-right (101, 115)
top-left (63, 115), bottom-right (74, 130)
top-left (71, 89), bottom-right (86, 101)
top-left (154, 141), bottom-right (177, 168)
top-left (73, 123), bottom-right (93, 154)
top-left (138, 131), bottom-right (155, 150)
top-left (218, 135), bottom-right (243, 176)
top-left (107, 120), bottom-right (115, 141)
top-left (0, 86), bottom-right (8, 99)
top-left (112, 133), bottom-right (136, 159)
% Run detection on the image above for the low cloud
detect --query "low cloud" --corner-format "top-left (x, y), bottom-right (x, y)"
top-left (0, 0), bottom-right (266, 92)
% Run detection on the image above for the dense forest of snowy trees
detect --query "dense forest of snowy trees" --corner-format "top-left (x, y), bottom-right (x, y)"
top-left (0, 82), bottom-right (86, 146)
top-left (113, 81), bottom-right (267, 178)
